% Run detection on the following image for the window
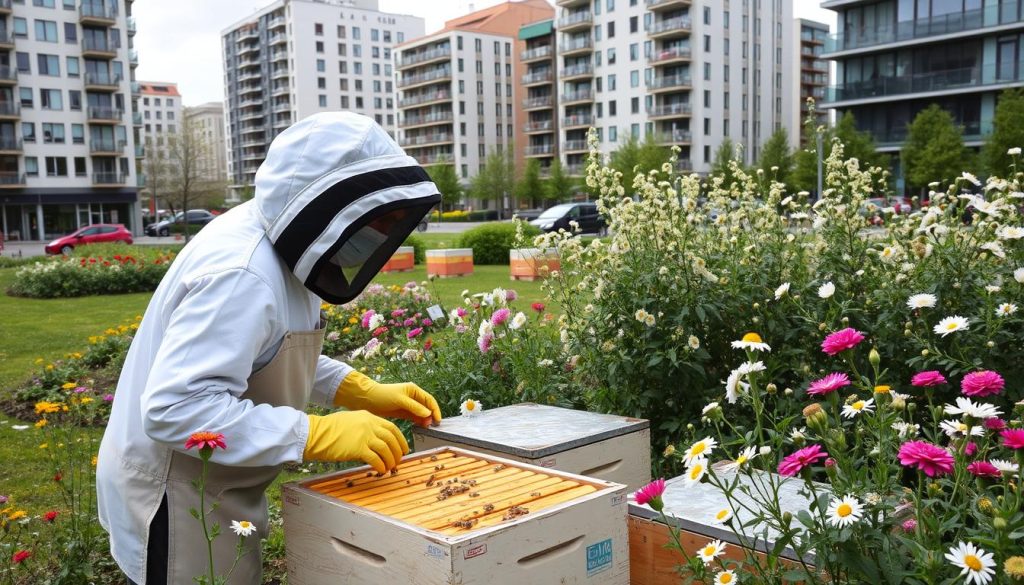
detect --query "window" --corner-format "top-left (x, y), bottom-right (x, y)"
top-left (703, 118), bottom-right (710, 135)
top-left (477, 123), bottom-right (484, 136)
top-left (475, 60), bottom-right (482, 73)
top-left (458, 80), bottom-right (464, 93)
top-left (474, 38), bottom-right (481, 52)
top-left (45, 156), bottom-right (67, 177)
top-left (71, 123), bottom-right (83, 144)
top-left (372, 80), bottom-right (381, 92)
top-left (630, 16), bottom-right (638, 33)
top-left (12, 18), bottom-right (27, 38)
top-left (493, 40), bottom-right (499, 55)
top-left (42, 122), bottom-right (64, 143)
top-left (457, 58), bottom-right (464, 72)
top-left (15, 52), bottom-right (29, 73)
top-left (315, 41), bottom-right (324, 53)
top-left (595, 25), bottom-right (602, 41)
top-left (63, 22), bottom-right (76, 42)
top-left (317, 77), bottom-right (326, 89)
top-left (630, 43), bottom-right (638, 61)
top-left (607, 21), bottom-right (615, 38)
top-left (607, 0), bottom-right (614, 11)
top-left (609, 100), bottom-right (616, 116)
top-left (337, 25), bottom-right (346, 38)
top-left (340, 95), bottom-right (349, 108)
top-left (371, 28), bottom-right (379, 42)
top-left (704, 62), bottom-right (711, 80)
top-left (383, 31), bottom-right (391, 43)
top-left (355, 97), bottom-right (363, 108)
top-left (494, 62), bottom-right (500, 75)
top-left (371, 46), bottom-right (379, 59)
top-left (314, 23), bottom-right (323, 36)
top-left (607, 74), bottom-right (616, 91)
top-left (339, 61), bottom-right (347, 74)
top-left (155, 98), bottom-right (161, 106)
top-left (19, 87), bottom-right (32, 108)
top-left (607, 47), bottom-right (616, 64)
top-left (74, 157), bottom-right (86, 177)
top-left (22, 122), bottom-right (35, 142)
top-left (704, 35), bottom-right (710, 51)
top-left (354, 79), bottom-right (362, 90)
top-left (66, 56), bottom-right (79, 76)
top-left (506, 83), bottom-right (511, 97)
top-left (631, 97), bottom-right (639, 114)
top-left (316, 59), bottom-right (325, 72)
top-left (630, 70), bottom-right (639, 87)
top-left (703, 6), bottom-right (711, 24)
top-left (459, 101), bottom-right (465, 115)
top-left (704, 145), bottom-right (711, 163)
top-left (37, 54), bottom-right (59, 75)
top-left (40, 89), bottom-right (62, 110)
top-left (33, 0), bottom-right (55, 7)
top-left (476, 80), bottom-right (483, 95)
top-left (352, 27), bottom-right (361, 40)
top-left (373, 97), bottom-right (381, 108)
top-left (457, 36), bottom-right (463, 50)
top-left (354, 62), bottom-right (362, 74)
top-left (704, 90), bottom-right (711, 107)
top-left (338, 43), bottom-right (347, 56)
top-left (631, 123), bottom-right (639, 138)
top-left (25, 157), bottom-right (38, 176)
top-left (460, 122), bottom-right (466, 136)
top-left (34, 19), bottom-right (58, 42)
top-left (353, 45), bottom-right (362, 57)
top-left (397, 32), bottom-right (404, 43)
top-left (372, 63), bottom-right (380, 76)
top-left (167, 98), bottom-right (174, 107)
top-left (68, 90), bottom-right (80, 110)
top-left (144, 110), bottom-right (150, 119)
top-left (385, 64), bottom-right (392, 77)
top-left (594, 0), bottom-right (601, 15)
top-left (723, 119), bottom-right (729, 135)
top-left (318, 95), bottom-right (327, 107)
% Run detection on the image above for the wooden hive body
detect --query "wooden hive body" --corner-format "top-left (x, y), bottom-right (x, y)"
top-left (426, 248), bottom-right (474, 277)
top-left (381, 246), bottom-right (415, 273)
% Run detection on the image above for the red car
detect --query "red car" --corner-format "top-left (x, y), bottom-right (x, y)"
top-left (45, 223), bottom-right (133, 255)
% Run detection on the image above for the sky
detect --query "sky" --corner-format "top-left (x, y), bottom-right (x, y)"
top-left (132, 0), bottom-right (837, 107)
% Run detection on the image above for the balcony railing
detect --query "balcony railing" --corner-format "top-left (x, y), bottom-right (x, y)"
top-left (81, 36), bottom-right (116, 55)
top-left (417, 153), bottom-right (454, 165)
top-left (647, 16), bottom-right (692, 36)
top-left (398, 90), bottom-right (451, 108)
top-left (80, 3), bottom-right (118, 23)
top-left (131, 81), bottom-right (140, 95)
top-left (398, 46), bottom-right (451, 68)
top-left (801, 30), bottom-right (825, 43)
top-left (0, 137), bottom-right (21, 151)
top-left (400, 133), bottom-right (454, 147)
top-left (397, 67), bottom-right (451, 88)
top-left (825, 4), bottom-right (1022, 54)
top-left (0, 0), bottom-right (11, 11)
top-left (522, 70), bottom-right (554, 84)
top-left (0, 101), bottom-right (20, 116)
top-left (563, 140), bottom-right (588, 151)
top-left (132, 111), bottom-right (142, 124)
top-left (521, 45), bottom-right (553, 61)
top-left (564, 164), bottom-right (585, 175)
top-left (557, 11), bottom-right (593, 29)
top-left (562, 89), bottom-right (593, 103)
top-left (562, 115), bottom-right (593, 128)
top-left (0, 172), bottom-right (24, 186)
top-left (559, 36), bottom-right (593, 53)
top-left (93, 172), bottom-right (126, 185)
top-left (129, 49), bottom-right (138, 65)
top-left (648, 102), bottom-right (692, 117)
top-left (653, 130), bottom-right (692, 144)
top-left (525, 144), bottom-right (555, 156)
top-left (400, 111), bottom-right (454, 127)
top-left (872, 119), bottom-right (993, 146)
top-left (523, 95), bottom-right (554, 109)
top-left (89, 138), bottom-right (125, 153)
top-left (0, 29), bottom-right (14, 45)
top-left (560, 64), bottom-right (593, 78)
top-left (524, 120), bottom-right (554, 132)
top-left (269, 32), bottom-right (286, 45)
top-left (825, 63), bottom-right (1023, 104)
top-left (646, 0), bottom-right (690, 8)
top-left (84, 72), bottom-right (122, 87)
top-left (648, 46), bottom-right (692, 64)
top-left (126, 16), bottom-right (136, 36)
top-left (87, 106), bottom-right (122, 121)
top-left (648, 73), bottom-right (692, 90)
top-left (0, 66), bottom-right (16, 82)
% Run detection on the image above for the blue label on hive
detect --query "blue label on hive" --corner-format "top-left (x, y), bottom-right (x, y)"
top-left (586, 538), bottom-right (612, 576)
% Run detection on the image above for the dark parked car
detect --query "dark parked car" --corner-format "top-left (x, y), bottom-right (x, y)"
top-left (45, 224), bottom-right (133, 255)
top-left (529, 203), bottom-right (606, 235)
top-left (145, 210), bottom-right (217, 237)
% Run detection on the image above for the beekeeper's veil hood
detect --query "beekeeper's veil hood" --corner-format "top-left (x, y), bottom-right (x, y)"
top-left (255, 112), bottom-right (440, 304)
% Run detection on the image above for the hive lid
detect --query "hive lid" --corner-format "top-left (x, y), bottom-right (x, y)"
top-left (302, 447), bottom-right (615, 538)
top-left (414, 403), bottom-right (649, 458)
top-left (628, 464), bottom-right (817, 563)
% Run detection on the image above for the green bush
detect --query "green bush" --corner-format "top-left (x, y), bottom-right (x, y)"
top-left (0, 255), bottom-right (41, 269)
top-left (7, 250), bottom-right (176, 298)
top-left (455, 221), bottom-right (540, 265)
top-left (466, 209), bottom-right (499, 221)
top-left (168, 223), bottom-right (206, 235)
top-left (68, 242), bottom-right (183, 260)
top-left (403, 235), bottom-right (426, 264)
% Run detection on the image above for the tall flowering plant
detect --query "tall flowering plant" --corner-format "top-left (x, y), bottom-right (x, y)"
top-left (321, 282), bottom-right (437, 357)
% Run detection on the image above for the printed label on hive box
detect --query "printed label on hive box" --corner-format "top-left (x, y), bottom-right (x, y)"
top-left (464, 544), bottom-right (487, 560)
top-left (586, 539), bottom-right (612, 576)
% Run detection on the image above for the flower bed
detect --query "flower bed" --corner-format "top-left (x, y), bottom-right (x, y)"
top-left (7, 249), bottom-right (176, 298)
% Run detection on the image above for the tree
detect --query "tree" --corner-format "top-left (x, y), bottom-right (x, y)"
top-left (711, 138), bottom-right (742, 188)
top-left (142, 135), bottom-right (174, 217)
top-left (609, 134), bottom-right (672, 186)
top-left (792, 111), bottom-right (888, 195)
top-left (544, 158), bottom-right (574, 205)
top-left (758, 128), bottom-right (793, 185)
top-left (901, 104), bottom-right (968, 192)
top-left (426, 164), bottom-right (463, 219)
top-left (514, 159), bottom-right (544, 209)
top-left (983, 88), bottom-right (1024, 178)
top-left (164, 110), bottom-right (225, 242)
top-left (468, 148), bottom-right (514, 218)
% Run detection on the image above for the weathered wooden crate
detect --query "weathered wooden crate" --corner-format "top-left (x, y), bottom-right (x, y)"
top-left (628, 465), bottom-right (816, 584)
top-left (381, 246), bottom-right (415, 273)
top-left (509, 247), bottom-right (560, 281)
top-left (412, 403), bottom-right (651, 491)
top-left (426, 248), bottom-right (474, 278)
top-left (283, 446), bottom-right (630, 585)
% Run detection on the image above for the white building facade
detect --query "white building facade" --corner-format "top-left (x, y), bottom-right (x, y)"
top-left (186, 101), bottom-right (227, 187)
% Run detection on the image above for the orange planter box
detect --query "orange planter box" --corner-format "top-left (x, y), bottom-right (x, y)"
top-left (381, 246), bottom-right (415, 273)
top-left (426, 248), bottom-right (473, 278)
top-left (509, 248), bottom-right (560, 282)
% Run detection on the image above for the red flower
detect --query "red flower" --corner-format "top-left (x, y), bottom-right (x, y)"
top-left (12, 550), bottom-right (30, 564)
top-left (777, 444), bottom-right (828, 476)
top-left (372, 326), bottom-right (388, 337)
top-left (43, 510), bottom-right (59, 523)
top-left (53, 472), bottom-right (62, 482)
top-left (102, 261), bottom-right (111, 266)
top-left (531, 302), bottom-right (545, 313)
top-left (424, 338), bottom-right (433, 351)
top-left (88, 258), bottom-right (96, 264)
top-left (185, 431), bottom-right (227, 451)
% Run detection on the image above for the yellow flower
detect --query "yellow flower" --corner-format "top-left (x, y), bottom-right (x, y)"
top-left (7, 510), bottom-right (26, 522)
top-left (1004, 556), bottom-right (1024, 579)
top-left (80, 397), bottom-right (94, 404)
top-left (61, 382), bottom-right (76, 390)
top-left (104, 328), bottom-right (118, 335)
top-left (45, 364), bottom-right (54, 371)
top-left (91, 455), bottom-right (98, 467)
top-left (35, 401), bottom-right (62, 415)
top-left (342, 327), bottom-right (351, 334)
top-left (39, 443), bottom-right (48, 449)
top-left (35, 419), bottom-right (47, 428)
top-left (874, 385), bottom-right (891, 394)
top-left (135, 315), bottom-right (142, 321)
top-left (71, 352), bottom-right (82, 359)
top-left (348, 317), bottom-right (359, 325)
top-left (34, 358), bottom-right (44, 365)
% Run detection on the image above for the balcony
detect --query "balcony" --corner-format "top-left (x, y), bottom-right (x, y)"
top-left (524, 120), bottom-right (554, 133)
top-left (0, 29), bottom-right (14, 50)
top-left (89, 138), bottom-right (125, 155)
top-left (240, 83), bottom-right (263, 96)
top-left (653, 130), bottom-right (692, 145)
top-left (824, 63), bottom-right (1022, 106)
top-left (564, 163), bottom-right (585, 175)
top-left (399, 132), bottom-right (454, 148)
top-left (559, 36), bottom-right (593, 56)
top-left (0, 101), bottom-right (19, 119)
top-left (0, 66), bottom-right (16, 85)
top-left (269, 32), bottom-right (287, 46)
top-left (129, 49), bottom-right (138, 66)
top-left (271, 84), bottom-right (288, 96)
top-left (556, 0), bottom-right (587, 6)
top-left (80, 3), bottom-right (118, 26)
top-left (132, 111), bottom-right (142, 125)
top-left (0, 0), bottom-right (10, 15)
top-left (417, 153), bottom-right (454, 166)
top-left (127, 16), bottom-right (136, 36)
top-left (270, 49), bottom-right (287, 62)
top-left (557, 11), bottom-right (593, 33)
top-left (237, 27), bottom-right (259, 43)
top-left (647, 16), bottom-right (692, 39)
top-left (648, 46), bottom-right (692, 66)
top-left (87, 106), bottom-right (123, 123)
top-left (521, 45), bottom-right (553, 63)
top-left (81, 36), bottom-right (117, 59)
top-left (135, 142), bottom-right (144, 157)
top-left (131, 81), bottom-right (140, 95)
top-left (562, 114), bottom-right (593, 129)
top-left (648, 73), bottom-right (691, 92)
top-left (242, 149), bottom-right (265, 161)
top-left (0, 136), bottom-right (21, 153)
top-left (84, 72), bottom-right (122, 91)
top-left (647, 102), bottom-right (692, 119)
top-left (523, 95), bottom-right (554, 110)
top-left (398, 90), bottom-right (451, 109)
top-left (241, 124), bottom-right (264, 135)
top-left (239, 109), bottom-right (264, 122)
top-left (645, 0), bottom-right (690, 11)
top-left (239, 69), bottom-right (263, 83)
top-left (397, 67), bottom-right (452, 89)
top-left (525, 144), bottom-right (555, 157)
top-left (802, 61), bottom-right (828, 74)
top-left (398, 46), bottom-right (452, 70)
top-left (238, 97), bottom-right (263, 109)
top-left (675, 158), bottom-right (693, 172)
top-left (400, 110), bottom-right (454, 129)
top-left (559, 63), bottom-right (593, 81)
top-left (0, 172), bottom-right (25, 187)
top-left (272, 101), bottom-right (290, 113)
top-left (238, 42), bottom-right (260, 57)
top-left (563, 140), bottom-right (588, 153)
top-left (561, 89), bottom-right (593, 105)
top-left (93, 172), bottom-right (127, 185)
top-left (521, 70), bottom-right (553, 86)
top-left (267, 15), bottom-right (286, 30)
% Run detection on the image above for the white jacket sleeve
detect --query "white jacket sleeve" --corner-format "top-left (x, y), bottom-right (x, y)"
top-left (310, 355), bottom-right (353, 407)
top-left (141, 267), bottom-right (309, 466)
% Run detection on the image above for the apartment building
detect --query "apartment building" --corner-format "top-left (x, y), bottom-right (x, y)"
top-left (820, 0), bottom-right (1024, 158)
top-left (186, 101), bottom-right (227, 188)
top-left (784, 18), bottom-right (829, 148)
top-left (394, 0), bottom-right (554, 181)
top-left (554, 0), bottom-right (794, 175)
top-left (520, 18), bottom-right (558, 172)
top-left (0, 0), bottom-right (141, 241)
top-left (221, 0), bottom-right (423, 199)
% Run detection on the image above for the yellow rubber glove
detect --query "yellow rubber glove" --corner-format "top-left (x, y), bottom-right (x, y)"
top-left (333, 370), bottom-right (442, 427)
top-left (303, 411), bottom-right (409, 473)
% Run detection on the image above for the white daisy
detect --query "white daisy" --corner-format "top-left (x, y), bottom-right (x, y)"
top-left (997, 226), bottom-right (1024, 240)
top-left (996, 303), bottom-right (1018, 317)
top-left (818, 281), bottom-right (835, 299)
top-left (841, 399), bottom-right (875, 419)
top-left (1009, 147), bottom-right (1022, 156)
top-left (230, 520), bottom-right (257, 537)
top-left (509, 312), bottom-right (528, 330)
top-left (933, 315), bottom-right (969, 337)
top-left (688, 335), bottom-right (701, 350)
top-left (879, 246), bottom-right (898, 261)
top-left (961, 172), bottom-right (982, 186)
top-left (714, 569), bottom-right (739, 585)
top-left (826, 495), bottom-right (864, 528)
top-left (891, 421), bottom-right (920, 439)
top-left (711, 507), bottom-right (733, 524)
top-left (460, 399), bottom-right (484, 417)
top-left (939, 419), bottom-right (984, 438)
top-left (943, 397), bottom-right (1003, 420)
top-left (907, 293), bottom-right (937, 310)
top-left (721, 446), bottom-right (758, 472)
top-left (1015, 268), bottom-right (1024, 284)
top-left (981, 241), bottom-right (1006, 258)
top-left (737, 361), bottom-right (767, 375)
top-left (697, 540), bottom-right (726, 565)
top-left (774, 282), bottom-right (790, 300)
top-left (724, 369), bottom-right (749, 404)
top-left (985, 285), bottom-right (1002, 294)
top-left (990, 459), bottom-right (1020, 475)
top-left (684, 458), bottom-right (708, 485)
top-left (789, 427), bottom-right (807, 442)
top-left (944, 541), bottom-right (995, 585)
top-left (731, 332), bottom-right (771, 352)
top-left (683, 437), bottom-right (717, 466)
top-left (701, 401), bottom-right (720, 416)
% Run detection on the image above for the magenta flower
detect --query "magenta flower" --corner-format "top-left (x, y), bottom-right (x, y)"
top-left (1001, 429), bottom-right (1024, 449)
top-left (0, 495), bottom-right (8, 505)
top-left (821, 328), bottom-right (865, 356)
top-left (901, 518), bottom-right (917, 533)
top-left (360, 310), bottom-right (376, 329)
top-left (422, 318), bottom-right (433, 327)
top-left (634, 478), bottom-right (666, 511)
top-left (778, 444), bottom-right (828, 477)
top-left (455, 307), bottom-right (468, 318)
top-left (964, 442), bottom-right (978, 457)
top-left (185, 431), bottom-right (227, 451)
top-left (102, 394), bottom-right (114, 402)
top-left (402, 318), bottom-right (415, 327)
top-left (505, 289), bottom-right (518, 302)
top-left (491, 308), bottom-right (511, 326)
top-left (478, 333), bottom-right (494, 354)
top-left (984, 418), bottom-right (1007, 431)
top-left (967, 461), bottom-right (1002, 478)
top-left (73, 386), bottom-right (89, 394)
top-left (455, 324), bottom-right (468, 334)
top-left (807, 372), bottom-right (851, 397)
top-left (407, 327), bottom-right (423, 339)
top-left (391, 309), bottom-right (407, 318)
top-left (911, 371), bottom-right (947, 387)
top-left (961, 371), bottom-right (1005, 398)
top-left (898, 441), bottom-right (954, 477)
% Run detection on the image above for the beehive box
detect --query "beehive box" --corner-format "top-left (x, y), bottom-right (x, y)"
top-left (509, 247), bottom-right (560, 281)
top-left (283, 446), bottom-right (630, 585)
top-left (412, 403), bottom-right (651, 491)
top-left (426, 248), bottom-right (474, 278)
top-left (381, 246), bottom-right (415, 273)
top-left (628, 464), bottom-right (816, 584)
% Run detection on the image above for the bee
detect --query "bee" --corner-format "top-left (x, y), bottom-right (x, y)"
top-left (426, 474), bottom-right (436, 487)
top-left (493, 464), bottom-right (506, 472)
top-left (483, 503), bottom-right (495, 513)
top-left (462, 479), bottom-right (477, 487)
top-left (365, 472), bottom-right (374, 477)
top-left (345, 480), bottom-right (355, 488)
top-left (434, 464), bottom-right (445, 471)
top-left (469, 492), bottom-right (480, 497)
top-left (530, 492), bottom-right (541, 497)
top-left (502, 505), bottom-right (529, 521)
top-left (451, 518), bottom-right (477, 529)
top-left (390, 468), bottom-right (399, 476)
top-left (429, 455), bottom-right (438, 462)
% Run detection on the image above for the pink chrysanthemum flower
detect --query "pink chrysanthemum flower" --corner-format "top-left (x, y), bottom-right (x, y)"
top-left (983, 418), bottom-right (1007, 431)
top-left (821, 328), bottom-right (865, 356)
top-left (778, 444), bottom-right (828, 477)
top-left (477, 333), bottom-right (493, 354)
top-left (967, 461), bottom-right (1002, 478)
top-left (901, 518), bottom-right (917, 533)
top-left (1001, 429), bottom-right (1024, 450)
top-left (360, 310), bottom-right (376, 329)
top-left (911, 371), bottom-right (947, 387)
top-left (491, 308), bottom-right (511, 326)
top-left (634, 478), bottom-right (667, 511)
top-left (961, 371), bottom-right (1005, 398)
top-left (407, 327), bottom-right (423, 339)
top-left (807, 372), bottom-right (851, 397)
top-left (898, 441), bottom-right (954, 477)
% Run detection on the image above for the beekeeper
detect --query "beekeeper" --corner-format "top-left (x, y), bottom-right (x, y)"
top-left (97, 112), bottom-right (443, 585)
